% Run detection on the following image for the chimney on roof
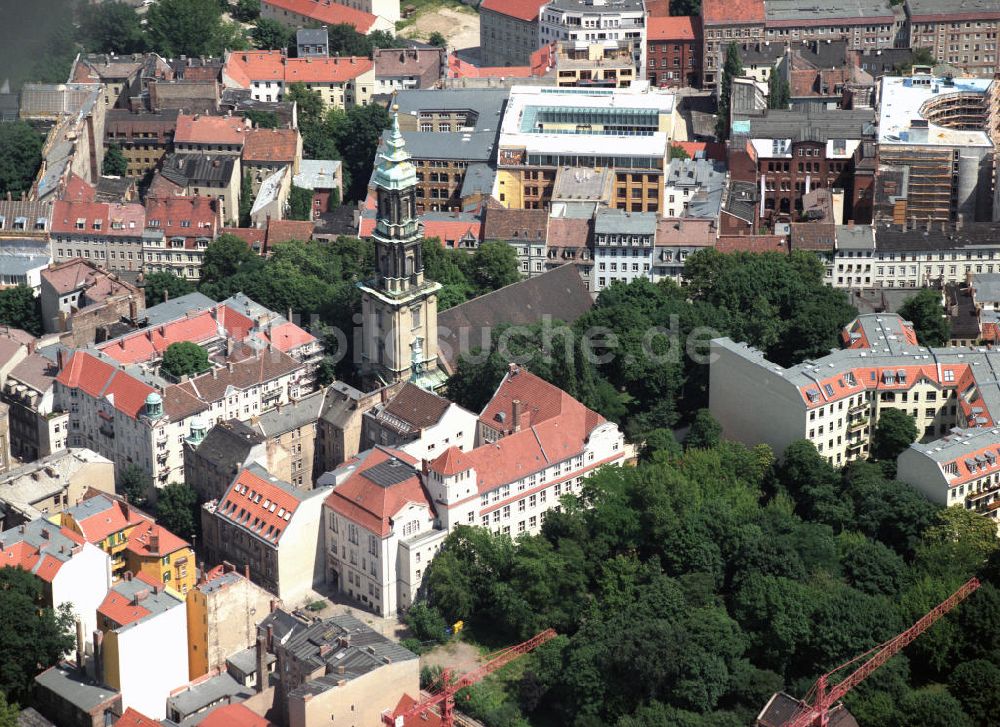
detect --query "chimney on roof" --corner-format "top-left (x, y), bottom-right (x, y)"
top-left (40, 528), bottom-right (49, 540)
top-left (124, 570), bottom-right (133, 581)
top-left (76, 620), bottom-right (85, 673)
top-left (255, 626), bottom-right (268, 693)
top-left (149, 533), bottom-right (159, 552)
top-left (93, 630), bottom-right (103, 682)
top-left (512, 399), bottom-right (522, 433)
top-left (121, 500), bottom-right (129, 520)
top-left (57, 349), bottom-right (65, 371)
top-left (227, 362), bottom-right (234, 373)
top-left (508, 362), bottom-right (519, 376)
top-left (245, 563), bottom-right (250, 579)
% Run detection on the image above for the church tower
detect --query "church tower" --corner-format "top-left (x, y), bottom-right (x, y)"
top-left (358, 109), bottom-right (444, 389)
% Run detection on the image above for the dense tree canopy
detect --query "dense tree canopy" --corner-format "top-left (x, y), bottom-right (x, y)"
top-left (412, 436), bottom-right (995, 726)
top-left (79, 1), bottom-right (148, 54)
top-left (161, 341), bottom-right (210, 378)
top-left (143, 271), bottom-right (195, 305)
top-left (251, 17), bottom-right (295, 50)
top-left (103, 145), bottom-right (128, 176)
top-left (872, 408), bottom-right (919, 463)
top-left (120, 464), bottom-right (151, 508)
top-left (0, 123), bottom-right (43, 200)
top-left (0, 286), bottom-right (42, 336)
top-left (0, 568), bottom-right (75, 701)
top-left (898, 288), bottom-right (950, 347)
top-left (154, 482), bottom-right (201, 540)
top-left (146, 0), bottom-right (226, 56)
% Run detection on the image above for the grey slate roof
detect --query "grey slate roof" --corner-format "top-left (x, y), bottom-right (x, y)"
top-left (381, 129), bottom-right (497, 161)
top-left (437, 263), bottom-right (594, 374)
top-left (166, 673), bottom-right (252, 719)
top-left (160, 153), bottom-right (236, 186)
top-left (765, 0), bottom-right (894, 22)
top-left (876, 222), bottom-right (1000, 252)
top-left (34, 664), bottom-right (119, 712)
top-left (737, 107), bottom-right (876, 142)
top-left (196, 419), bottom-right (265, 469)
top-left (296, 28), bottom-right (329, 45)
top-left (252, 389), bottom-right (325, 437)
top-left (907, 0), bottom-right (1000, 17)
top-left (460, 162), bottom-right (496, 197)
top-left (594, 208), bottom-right (657, 235)
top-left (393, 88), bottom-right (508, 131)
top-left (723, 181), bottom-right (757, 224)
top-left (143, 292), bottom-right (217, 326)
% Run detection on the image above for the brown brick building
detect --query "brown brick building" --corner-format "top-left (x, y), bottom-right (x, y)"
top-left (105, 110), bottom-right (179, 178)
top-left (647, 16), bottom-right (702, 88)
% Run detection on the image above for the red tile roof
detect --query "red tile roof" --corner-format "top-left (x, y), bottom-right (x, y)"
top-left (220, 226), bottom-right (267, 249)
top-left (200, 704), bottom-right (275, 727)
top-left (259, 321), bottom-right (315, 352)
top-left (225, 50), bottom-right (285, 86)
top-left (671, 142), bottom-right (727, 162)
top-left (175, 114), bottom-right (248, 146)
top-left (116, 708), bottom-right (161, 727)
top-left (702, 0), bottom-right (764, 24)
top-left (448, 56), bottom-right (535, 79)
top-left (262, 0), bottom-right (377, 33)
top-left (716, 235), bottom-right (789, 254)
top-left (359, 215), bottom-right (482, 246)
top-left (285, 56), bottom-right (374, 83)
top-left (51, 201), bottom-right (145, 237)
top-left (144, 195), bottom-right (219, 247)
top-left (70, 495), bottom-right (152, 544)
top-left (124, 522), bottom-right (190, 558)
top-left (0, 527), bottom-right (85, 583)
top-left (63, 173), bottom-right (97, 203)
top-left (479, 0), bottom-right (546, 22)
top-left (98, 579), bottom-right (156, 627)
top-left (392, 695), bottom-right (443, 727)
top-left (56, 351), bottom-right (157, 419)
top-left (428, 368), bottom-right (607, 494)
top-left (243, 128), bottom-right (300, 163)
top-left (324, 447), bottom-right (433, 537)
top-left (648, 16), bottom-right (698, 42)
top-left (216, 467), bottom-right (304, 545)
top-left (265, 219), bottom-right (314, 244)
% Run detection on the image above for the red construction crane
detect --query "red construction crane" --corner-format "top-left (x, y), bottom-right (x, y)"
top-left (384, 628), bottom-right (558, 727)
top-left (783, 577), bottom-right (981, 727)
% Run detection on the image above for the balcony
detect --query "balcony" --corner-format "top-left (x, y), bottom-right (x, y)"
top-left (968, 481), bottom-right (1000, 504)
top-left (847, 417), bottom-right (869, 432)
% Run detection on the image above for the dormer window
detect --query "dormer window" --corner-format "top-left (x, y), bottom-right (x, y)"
top-left (34, 217), bottom-right (46, 230)
top-left (111, 219), bottom-right (124, 230)
top-left (93, 219), bottom-right (102, 231)
top-left (13, 216), bottom-right (26, 230)
top-left (148, 219), bottom-right (160, 228)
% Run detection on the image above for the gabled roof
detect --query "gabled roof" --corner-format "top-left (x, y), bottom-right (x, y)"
top-left (243, 128), bottom-right (299, 163)
top-left (175, 113), bottom-right (248, 146)
top-left (63, 492), bottom-right (152, 544)
top-left (648, 15), bottom-right (699, 41)
top-left (115, 708), bottom-right (160, 727)
top-left (214, 465), bottom-right (307, 546)
top-left (51, 201), bottom-right (145, 237)
top-left (284, 56), bottom-right (374, 83)
top-left (479, 0), bottom-right (546, 22)
top-left (144, 196), bottom-right (219, 245)
top-left (0, 520), bottom-right (87, 583)
top-left (200, 704), bottom-right (275, 727)
top-left (56, 351), bottom-right (157, 419)
top-left (124, 521), bottom-right (189, 558)
top-left (98, 571), bottom-right (181, 629)
top-left (324, 447), bottom-right (432, 537)
top-left (262, 0), bottom-right (378, 33)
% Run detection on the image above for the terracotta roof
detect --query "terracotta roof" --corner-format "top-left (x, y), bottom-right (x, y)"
top-left (324, 447), bottom-right (432, 537)
top-left (225, 50), bottom-right (285, 86)
top-left (702, 0), bottom-right (765, 24)
top-left (482, 207), bottom-right (547, 241)
top-left (261, 0), bottom-right (378, 33)
top-left (716, 235), bottom-right (789, 253)
top-left (243, 128), bottom-right (299, 163)
top-left (200, 704), bottom-right (275, 727)
top-left (265, 219), bottom-right (314, 244)
top-left (656, 218), bottom-right (718, 247)
top-left (97, 572), bottom-right (166, 628)
top-left (672, 141), bottom-right (727, 162)
top-left (381, 383), bottom-right (451, 429)
top-left (216, 466), bottom-right (305, 545)
top-left (0, 522), bottom-right (86, 584)
top-left (428, 368), bottom-right (607, 494)
top-left (392, 695), bottom-right (443, 727)
top-left (359, 215), bottom-right (481, 246)
top-left (56, 351), bottom-right (157, 419)
top-left (115, 708), bottom-right (161, 727)
top-left (448, 56), bottom-right (535, 79)
top-left (175, 114), bottom-right (248, 146)
top-left (124, 521), bottom-right (189, 558)
top-left (258, 320), bottom-right (315, 352)
top-left (648, 16), bottom-right (699, 42)
top-left (144, 195), bottom-right (219, 247)
top-left (63, 173), bottom-right (97, 202)
top-left (51, 200), bottom-right (145, 237)
top-left (175, 346), bottom-right (301, 404)
top-left (66, 492), bottom-right (152, 544)
top-left (479, 0), bottom-right (546, 22)
top-left (284, 57), bottom-right (374, 84)
top-left (220, 226), bottom-right (267, 249)
top-left (546, 217), bottom-right (590, 249)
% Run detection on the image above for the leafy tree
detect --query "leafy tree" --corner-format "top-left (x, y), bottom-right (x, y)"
top-left (428, 31), bottom-right (447, 48)
top-left (0, 568), bottom-right (75, 701)
top-left (154, 482), bottom-right (200, 540)
top-left (640, 428), bottom-right (683, 463)
top-left (103, 145), bottom-right (128, 176)
top-left (0, 286), bottom-right (41, 336)
top-left (917, 507), bottom-right (999, 579)
top-left (0, 692), bottom-right (17, 727)
top-left (286, 83), bottom-right (325, 133)
top-left (368, 30), bottom-right (397, 50)
top-left (469, 241), bottom-right (520, 293)
top-left (79, 1), bottom-right (148, 54)
top-left (670, 0), bottom-right (701, 14)
top-left (405, 602), bottom-right (449, 643)
top-left (669, 145), bottom-right (691, 160)
top-left (242, 110), bottom-right (280, 128)
top-left (215, 20), bottom-right (251, 52)
top-left (872, 408), bottom-right (918, 462)
top-left (716, 43), bottom-right (743, 141)
top-left (144, 271), bottom-right (195, 304)
top-left (894, 47), bottom-right (936, 75)
top-left (288, 185), bottom-right (313, 220)
top-left (251, 17), bottom-right (295, 50)
top-left (328, 103), bottom-right (391, 201)
top-left (239, 171), bottom-right (254, 227)
top-left (326, 23), bottom-right (374, 57)
top-left (146, 0), bottom-right (224, 56)
top-left (892, 688), bottom-right (972, 727)
top-left (161, 341), bottom-right (210, 378)
top-left (949, 659), bottom-right (1000, 725)
top-left (898, 288), bottom-right (950, 347)
top-left (0, 122), bottom-right (43, 199)
top-left (686, 409), bottom-right (721, 450)
top-left (767, 66), bottom-right (790, 109)
top-left (199, 233), bottom-right (261, 286)
top-left (120, 464), bottom-right (151, 508)
top-left (232, 0), bottom-right (261, 21)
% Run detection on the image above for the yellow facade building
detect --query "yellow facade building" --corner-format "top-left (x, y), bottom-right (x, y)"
top-left (60, 493), bottom-right (151, 580)
top-left (124, 521), bottom-right (196, 597)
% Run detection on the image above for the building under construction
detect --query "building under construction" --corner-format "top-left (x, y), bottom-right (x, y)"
top-left (875, 73), bottom-right (995, 226)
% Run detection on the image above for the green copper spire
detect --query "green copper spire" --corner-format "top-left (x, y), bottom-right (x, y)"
top-left (373, 106), bottom-right (417, 191)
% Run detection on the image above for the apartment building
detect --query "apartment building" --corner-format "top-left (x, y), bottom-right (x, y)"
top-left (539, 0), bottom-right (647, 75)
top-left (49, 200), bottom-right (150, 275)
top-left (555, 40), bottom-right (636, 88)
top-left (480, 0), bottom-right (546, 67)
top-left (249, 389), bottom-right (325, 487)
top-left (592, 208), bottom-right (657, 291)
top-left (142, 196), bottom-right (220, 280)
top-left (907, 0), bottom-right (1000, 77)
top-left (875, 74), bottom-right (994, 226)
top-left (243, 128), bottom-right (302, 196)
top-left (647, 15), bottom-right (701, 88)
top-left (123, 521), bottom-right (196, 596)
top-left (174, 113), bottom-right (248, 156)
top-left (373, 48), bottom-right (445, 95)
top-left (185, 563), bottom-right (275, 679)
top-left (735, 106), bottom-right (875, 224)
top-left (104, 110), bottom-right (178, 178)
top-left (200, 464), bottom-right (329, 603)
top-left (151, 153), bottom-right (242, 225)
top-left (184, 418), bottom-right (267, 504)
top-left (763, 0), bottom-right (904, 51)
top-left (97, 573), bottom-right (188, 719)
top-left (496, 85), bottom-right (675, 212)
top-left (260, 0), bottom-right (393, 34)
top-left (663, 157), bottom-right (728, 218)
top-left (224, 50), bottom-right (375, 110)
top-left (482, 205), bottom-right (550, 279)
top-left (60, 492), bottom-right (153, 580)
top-left (0, 518), bottom-right (112, 639)
top-left (70, 54), bottom-right (146, 110)
top-left (2, 352), bottom-right (68, 463)
top-left (701, 0), bottom-right (765, 89)
top-left (40, 259), bottom-right (144, 337)
top-left (361, 382), bottom-right (477, 461)
top-left (323, 366), bottom-right (627, 615)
